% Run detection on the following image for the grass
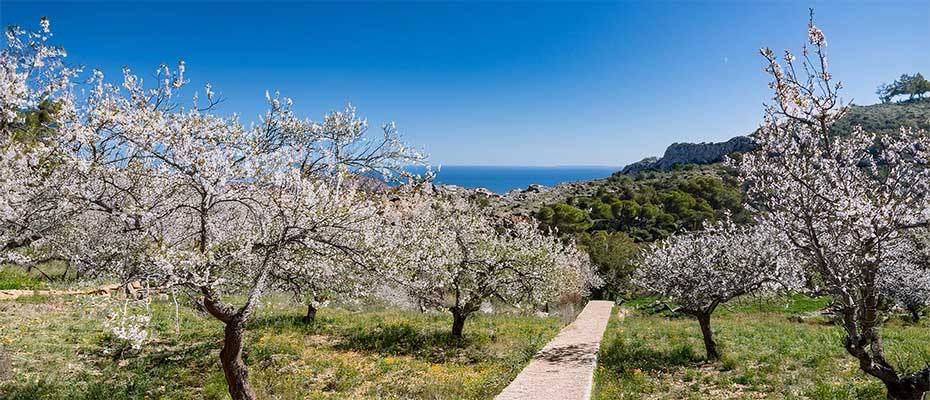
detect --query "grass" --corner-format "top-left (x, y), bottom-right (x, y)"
top-left (594, 295), bottom-right (930, 399)
top-left (0, 295), bottom-right (561, 399)
top-left (0, 267), bottom-right (46, 290)
top-left (0, 263), bottom-right (82, 291)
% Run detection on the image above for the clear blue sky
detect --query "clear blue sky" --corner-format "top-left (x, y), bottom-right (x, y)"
top-left (2, 1), bottom-right (928, 167)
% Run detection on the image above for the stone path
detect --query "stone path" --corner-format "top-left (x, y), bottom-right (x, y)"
top-left (495, 300), bottom-right (615, 400)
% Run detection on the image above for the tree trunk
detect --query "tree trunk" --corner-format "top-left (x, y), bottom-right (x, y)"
top-left (908, 306), bottom-right (920, 323)
top-left (840, 306), bottom-right (930, 400)
top-left (696, 313), bottom-right (719, 360)
top-left (304, 304), bottom-right (317, 323)
top-left (884, 379), bottom-right (929, 400)
top-left (451, 309), bottom-right (467, 339)
top-left (220, 320), bottom-right (256, 400)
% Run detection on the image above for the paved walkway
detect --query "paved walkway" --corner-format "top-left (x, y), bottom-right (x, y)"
top-left (495, 300), bottom-right (615, 400)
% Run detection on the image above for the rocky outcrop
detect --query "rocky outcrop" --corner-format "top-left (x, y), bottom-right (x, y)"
top-left (351, 175), bottom-right (391, 193)
top-left (621, 136), bottom-right (756, 174)
top-left (619, 157), bottom-right (659, 175)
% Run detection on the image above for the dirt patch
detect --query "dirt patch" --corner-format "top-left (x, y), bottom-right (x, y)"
top-left (616, 307), bottom-right (629, 320)
top-left (0, 284), bottom-right (123, 301)
top-left (0, 297), bottom-right (70, 314)
top-left (0, 346), bottom-right (10, 382)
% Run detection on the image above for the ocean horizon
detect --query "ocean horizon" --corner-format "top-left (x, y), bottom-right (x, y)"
top-left (406, 165), bottom-right (621, 194)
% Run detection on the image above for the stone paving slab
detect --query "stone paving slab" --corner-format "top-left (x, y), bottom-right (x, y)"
top-left (495, 300), bottom-right (615, 400)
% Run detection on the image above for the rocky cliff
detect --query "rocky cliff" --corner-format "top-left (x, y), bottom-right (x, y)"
top-left (621, 136), bottom-right (757, 174)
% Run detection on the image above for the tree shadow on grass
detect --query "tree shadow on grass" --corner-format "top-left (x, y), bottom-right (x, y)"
top-left (143, 340), bottom-right (217, 368)
top-left (13, 339), bottom-right (219, 400)
top-left (248, 312), bottom-right (493, 364)
top-left (1, 378), bottom-right (156, 400)
top-left (247, 313), bottom-right (334, 334)
top-left (598, 336), bottom-right (700, 374)
top-left (90, 333), bottom-right (218, 376)
top-left (334, 323), bottom-right (482, 363)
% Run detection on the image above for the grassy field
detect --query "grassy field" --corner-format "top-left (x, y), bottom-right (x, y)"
top-left (0, 267), bottom-right (49, 290)
top-left (0, 293), bottom-right (561, 399)
top-left (0, 263), bottom-right (83, 291)
top-left (593, 295), bottom-right (930, 399)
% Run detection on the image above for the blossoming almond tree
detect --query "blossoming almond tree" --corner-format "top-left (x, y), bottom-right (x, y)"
top-left (634, 220), bottom-right (799, 360)
top-left (80, 83), bottom-right (421, 399)
top-left (880, 263), bottom-right (930, 323)
top-left (267, 105), bottom-right (428, 323)
top-left (80, 80), bottom-right (424, 399)
top-left (0, 19), bottom-right (86, 274)
top-left (271, 252), bottom-right (377, 323)
top-left (737, 13), bottom-right (930, 399)
top-left (387, 191), bottom-right (601, 338)
top-left (0, 20), bottom-right (425, 399)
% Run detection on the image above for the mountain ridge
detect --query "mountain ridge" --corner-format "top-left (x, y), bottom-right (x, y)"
top-left (619, 99), bottom-right (930, 175)
top-left (620, 136), bottom-right (757, 175)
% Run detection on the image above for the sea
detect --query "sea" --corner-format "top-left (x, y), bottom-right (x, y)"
top-left (406, 165), bottom-right (620, 194)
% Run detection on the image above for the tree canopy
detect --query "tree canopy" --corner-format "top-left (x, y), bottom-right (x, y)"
top-left (877, 73), bottom-right (930, 103)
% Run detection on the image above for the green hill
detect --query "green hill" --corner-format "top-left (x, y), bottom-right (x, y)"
top-left (531, 98), bottom-right (930, 235)
top-left (832, 99), bottom-right (930, 135)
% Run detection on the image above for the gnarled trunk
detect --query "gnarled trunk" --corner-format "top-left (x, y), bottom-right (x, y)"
top-left (696, 312), bottom-right (719, 361)
top-left (845, 335), bottom-right (930, 400)
top-left (841, 300), bottom-right (930, 400)
top-left (203, 290), bottom-right (258, 400)
top-left (451, 308), bottom-right (468, 339)
top-left (907, 306), bottom-right (921, 323)
top-left (220, 320), bottom-right (256, 400)
top-left (878, 367), bottom-right (930, 400)
top-left (885, 379), bottom-right (929, 400)
top-left (304, 303), bottom-right (318, 323)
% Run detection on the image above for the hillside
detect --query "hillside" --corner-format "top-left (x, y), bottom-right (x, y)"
top-left (619, 99), bottom-right (930, 176)
top-left (471, 99), bottom-right (930, 298)
top-left (831, 99), bottom-right (930, 135)
top-left (484, 100), bottom-right (930, 223)
top-left (412, 100), bottom-right (930, 222)
top-left (620, 136), bottom-right (756, 175)
top-left (413, 99), bottom-right (930, 299)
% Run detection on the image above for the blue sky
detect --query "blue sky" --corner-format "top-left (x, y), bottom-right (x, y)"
top-left (2, 1), bottom-right (928, 166)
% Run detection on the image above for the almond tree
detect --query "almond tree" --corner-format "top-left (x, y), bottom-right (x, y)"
top-left (0, 23), bottom-right (422, 400)
top-left (878, 233), bottom-right (930, 322)
top-left (79, 75), bottom-right (355, 399)
top-left (737, 14), bottom-right (930, 399)
top-left (387, 192), bottom-right (600, 338)
top-left (271, 252), bottom-right (376, 323)
top-left (634, 220), bottom-right (798, 360)
top-left (268, 105), bottom-right (427, 323)
top-left (0, 18), bottom-right (85, 274)
top-left (79, 77), bottom-right (422, 399)
top-left (880, 264), bottom-right (930, 323)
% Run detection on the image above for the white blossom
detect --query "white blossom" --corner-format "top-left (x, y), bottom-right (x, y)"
top-left (736, 15), bottom-right (930, 396)
top-left (384, 190), bottom-right (600, 336)
top-left (634, 218), bottom-right (800, 359)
